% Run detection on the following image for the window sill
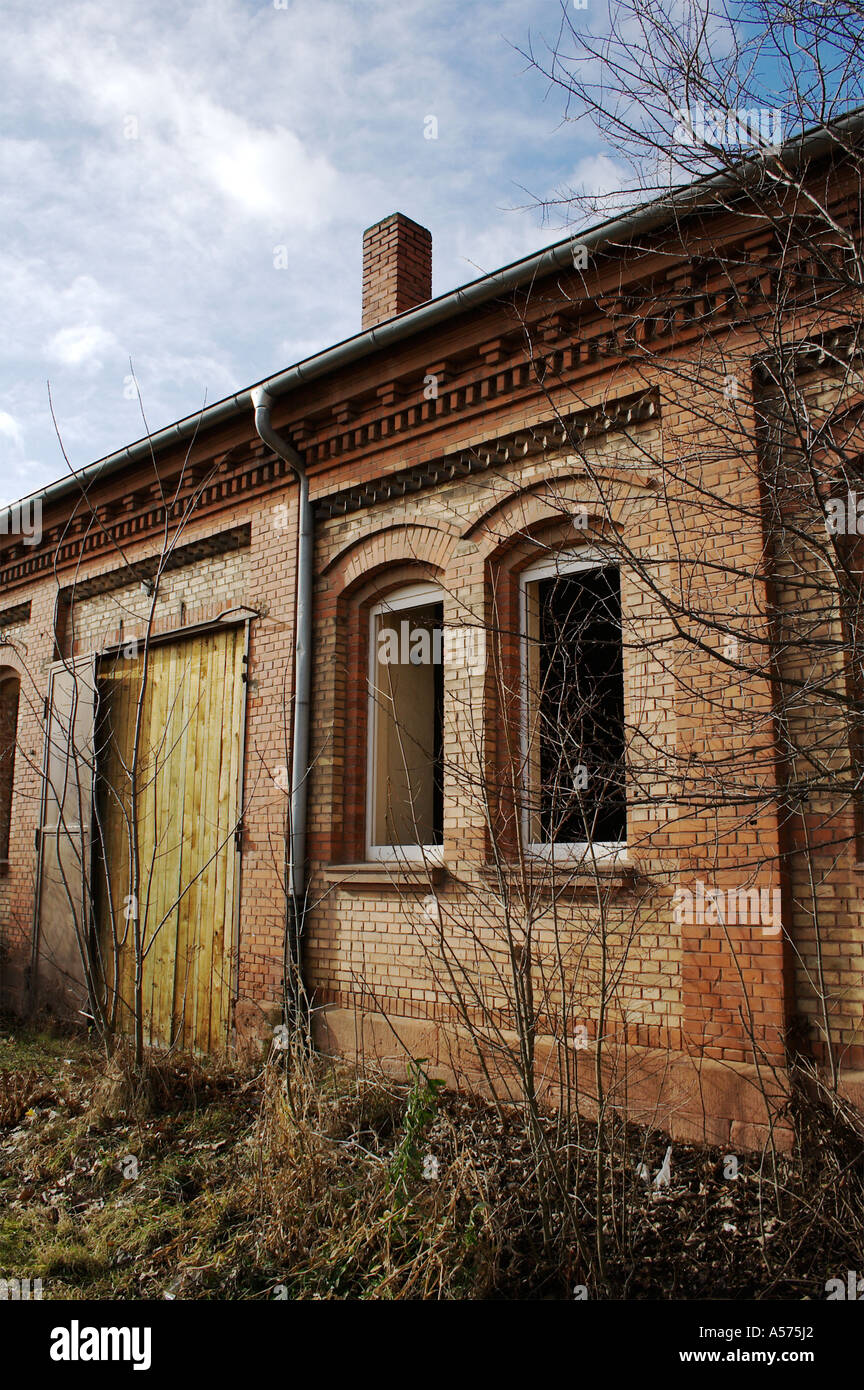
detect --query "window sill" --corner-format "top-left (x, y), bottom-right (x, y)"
top-left (524, 843), bottom-right (629, 865)
top-left (478, 858), bottom-right (640, 895)
top-left (321, 862), bottom-right (448, 891)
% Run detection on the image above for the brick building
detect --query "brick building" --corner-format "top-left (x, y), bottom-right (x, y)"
top-left (2, 121), bottom-right (864, 1148)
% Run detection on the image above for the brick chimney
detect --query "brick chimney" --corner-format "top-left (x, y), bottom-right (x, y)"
top-left (362, 213), bottom-right (432, 330)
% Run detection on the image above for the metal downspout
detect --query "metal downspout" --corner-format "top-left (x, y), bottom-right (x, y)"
top-left (251, 386), bottom-right (313, 1041)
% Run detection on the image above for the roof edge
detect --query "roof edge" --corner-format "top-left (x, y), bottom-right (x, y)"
top-left (17, 103), bottom-right (864, 513)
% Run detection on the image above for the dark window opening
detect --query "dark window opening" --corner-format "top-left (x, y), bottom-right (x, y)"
top-left (0, 674), bottom-right (21, 867)
top-left (527, 565), bottom-right (626, 845)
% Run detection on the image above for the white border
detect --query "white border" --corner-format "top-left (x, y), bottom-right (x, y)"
top-left (366, 582), bottom-right (445, 862)
top-left (518, 548), bottom-right (627, 863)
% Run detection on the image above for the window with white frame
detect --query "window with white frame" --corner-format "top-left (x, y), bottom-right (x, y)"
top-left (520, 551), bottom-right (626, 855)
top-left (367, 583), bottom-right (444, 859)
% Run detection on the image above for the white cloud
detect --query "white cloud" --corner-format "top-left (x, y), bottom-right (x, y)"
top-left (0, 0), bottom-right (617, 497)
top-left (46, 324), bottom-right (119, 370)
top-left (0, 411), bottom-right (23, 450)
top-left (20, 14), bottom-right (340, 230)
top-left (566, 154), bottom-right (629, 200)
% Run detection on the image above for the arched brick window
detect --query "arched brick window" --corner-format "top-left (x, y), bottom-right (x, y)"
top-left (488, 523), bottom-right (628, 861)
top-left (0, 669), bottom-right (21, 872)
top-left (366, 581), bottom-right (445, 859)
top-left (519, 548), bottom-right (626, 854)
top-left (334, 564), bottom-right (446, 864)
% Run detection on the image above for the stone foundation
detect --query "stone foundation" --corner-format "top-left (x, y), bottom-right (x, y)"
top-left (313, 1003), bottom-right (795, 1152)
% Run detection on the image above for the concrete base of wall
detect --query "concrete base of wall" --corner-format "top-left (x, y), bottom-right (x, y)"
top-left (313, 1003), bottom-right (797, 1152)
top-left (232, 997), bottom-right (283, 1062)
top-left (15, 973), bottom-right (861, 1159)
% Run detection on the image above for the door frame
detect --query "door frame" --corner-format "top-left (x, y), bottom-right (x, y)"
top-left (30, 654), bottom-right (98, 1013)
top-left (33, 612), bottom-right (253, 1042)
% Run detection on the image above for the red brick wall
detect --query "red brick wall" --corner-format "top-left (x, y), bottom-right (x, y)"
top-left (1, 185), bottom-right (862, 1146)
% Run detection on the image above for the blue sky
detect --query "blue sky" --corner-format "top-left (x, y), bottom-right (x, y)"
top-left (0, 0), bottom-right (633, 505)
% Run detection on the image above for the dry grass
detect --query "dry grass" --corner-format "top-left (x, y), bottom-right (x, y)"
top-left (0, 1029), bottom-right (505, 1299)
top-left (0, 1068), bottom-right (45, 1128)
top-left (1, 1023), bottom-right (864, 1300)
top-left (234, 1054), bottom-right (500, 1299)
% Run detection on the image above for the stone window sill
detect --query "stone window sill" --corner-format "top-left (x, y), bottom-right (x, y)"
top-left (321, 862), bottom-right (447, 891)
top-left (477, 859), bottom-right (642, 895)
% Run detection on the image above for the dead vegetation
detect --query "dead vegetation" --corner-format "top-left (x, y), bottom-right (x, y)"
top-left (0, 1023), bottom-right (862, 1300)
top-left (0, 1068), bottom-right (47, 1129)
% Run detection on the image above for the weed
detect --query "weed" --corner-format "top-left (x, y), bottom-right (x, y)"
top-left (388, 1059), bottom-right (444, 1200)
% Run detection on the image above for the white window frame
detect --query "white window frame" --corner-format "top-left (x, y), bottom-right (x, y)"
top-left (366, 582), bottom-right (445, 863)
top-left (519, 548), bottom-right (627, 862)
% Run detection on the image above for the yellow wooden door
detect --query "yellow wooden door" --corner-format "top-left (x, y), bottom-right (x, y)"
top-left (96, 626), bottom-right (245, 1052)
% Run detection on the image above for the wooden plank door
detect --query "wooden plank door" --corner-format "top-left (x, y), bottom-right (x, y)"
top-left (96, 626), bottom-right (245, 1051)
top-left (33, 657), bottom-right (98, 1016)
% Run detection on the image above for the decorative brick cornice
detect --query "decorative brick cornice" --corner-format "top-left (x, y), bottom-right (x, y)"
top-left (0, 454), bottom-right (283, 594)
top-left (314, 389), bottom-right (660, 519)
top-left (57, 524), bottom-right (251, 602)
top-left (752, 325), bottom-right (863, 384)
top-left (3, 203), bottom-right (854, 594)
top-left (0, 601), bottom-right (31, 629)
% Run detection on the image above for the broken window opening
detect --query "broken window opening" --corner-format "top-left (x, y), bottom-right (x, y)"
top-left (0, 670), bottom-right (20, 870)
top-left (522, 554), bottom-right (627, 853)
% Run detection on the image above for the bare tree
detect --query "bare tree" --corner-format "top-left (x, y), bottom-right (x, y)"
top-left (330, 1), bottom-right (864, 1292)
top-left (14, 383), bottom-right (256, 1068)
